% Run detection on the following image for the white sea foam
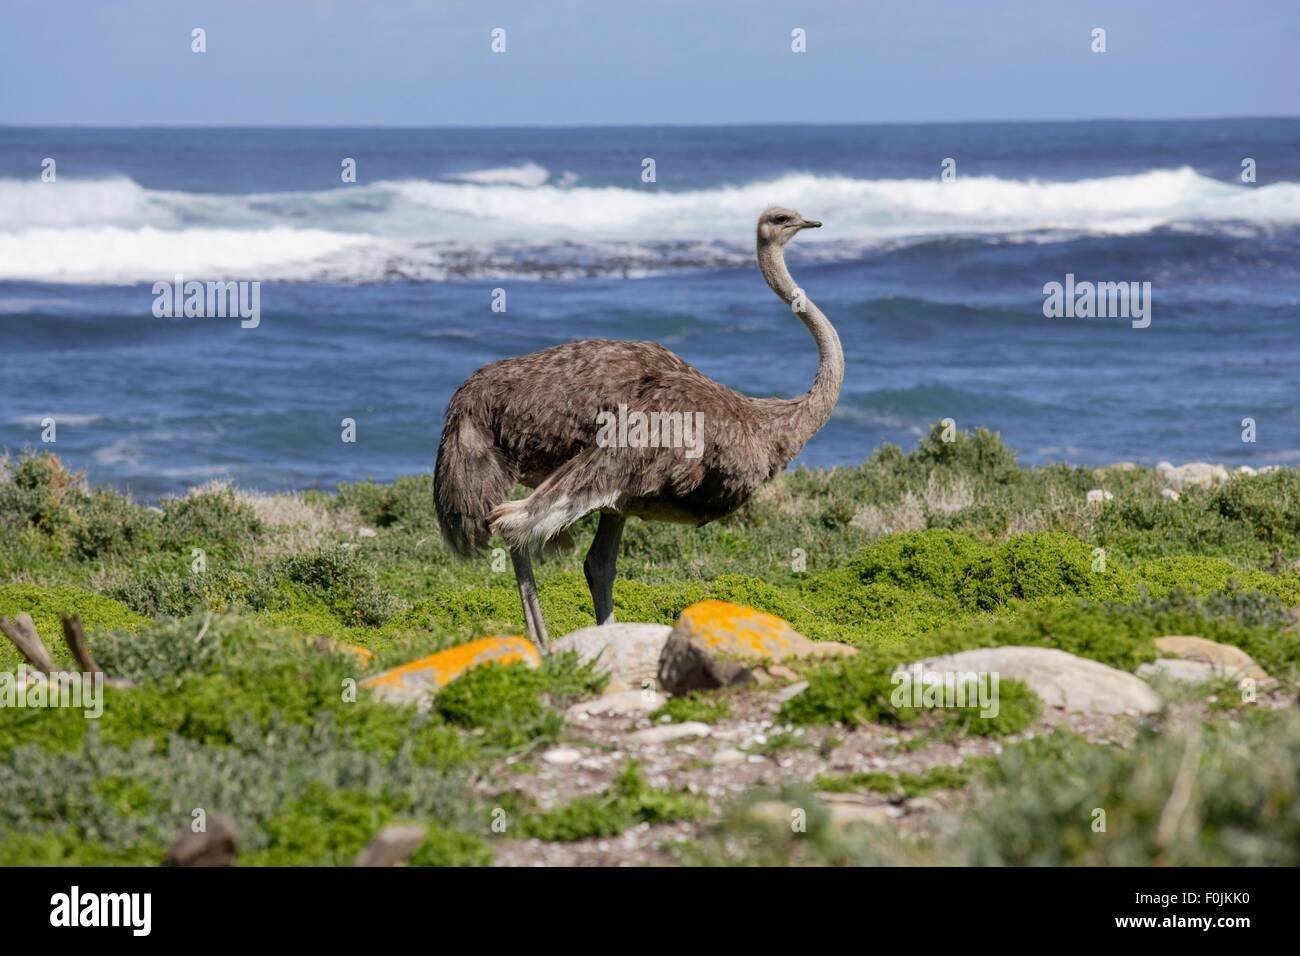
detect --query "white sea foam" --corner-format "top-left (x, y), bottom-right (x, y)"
top-left (0, 226), bottom-right (380, 284)
top-left (444, 162), bottom-right (552, 188)
top-left (2, 167), bottom-right (1297, 283)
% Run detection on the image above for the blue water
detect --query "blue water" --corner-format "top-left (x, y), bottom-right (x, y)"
top-left (2, 121), bottom-right (1298, 498)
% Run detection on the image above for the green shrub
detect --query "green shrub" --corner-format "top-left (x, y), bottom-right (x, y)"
top-left (433, 661), bottom-right (561, 750)
top-left (409, 826), bottom-right (494, 867)
top-left (910, 424), bottom-right (1020, 484)
top-left (429, 652), bottom-right (603, 752)
top-left (159, 486), bottom-right (262, 553)
top-left (1210, 471), bottom-right (1300, 547)
top-left (0, 583), bottom-right (147, 671)
top-left (333, 475), bottom-right (435, 529)
top-left (0, 717), bottom-right (480, 867)
top-left (71, 490), bottom-right (156, 560)
top-left (275, 545), bottom-right (399, 626)
top-left (815, 761), bottom-right (988, 797)
top-left (779, 651), bottom-right (1039, 737)
top-left (0, 452), bottom-right (84, 541)
top-left (653, 691), bottom-right (734, 724)
top-left (960, 713), bottom-right (1300, 865)
top-left (965, 532), bottom-right (1133, 608)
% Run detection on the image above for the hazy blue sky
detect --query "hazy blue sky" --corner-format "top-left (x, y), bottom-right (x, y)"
top-left (2, 0), bottom-right (1296, 126)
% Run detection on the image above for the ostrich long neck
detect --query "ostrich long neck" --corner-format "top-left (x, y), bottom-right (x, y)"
top-left (757, 238), bottom-right (844, 453)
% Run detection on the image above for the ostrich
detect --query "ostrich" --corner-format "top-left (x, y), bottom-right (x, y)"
top-left (434, 207), bottom-right (842, 648)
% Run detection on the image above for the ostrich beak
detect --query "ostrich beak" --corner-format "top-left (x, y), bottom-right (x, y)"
top-left (799, 218), bottom-right (822, 229)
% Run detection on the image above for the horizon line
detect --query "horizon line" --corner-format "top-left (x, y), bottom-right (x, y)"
top-left (3, 114), bottom-right (1298, 132)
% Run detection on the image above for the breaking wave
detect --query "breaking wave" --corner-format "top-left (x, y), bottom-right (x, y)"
top-left (3, 165), bottom-right (1298, 283)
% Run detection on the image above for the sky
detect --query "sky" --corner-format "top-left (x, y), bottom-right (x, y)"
top-left (1, 0), bottom-right (1296, 126)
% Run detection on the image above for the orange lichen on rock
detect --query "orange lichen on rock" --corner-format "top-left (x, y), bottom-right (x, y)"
top-left (361, 636), bottom-right (540, 703)
top-left (657, 600), bottom-right (855, 695)
top-left (673, 599), bottom-right (856, 660)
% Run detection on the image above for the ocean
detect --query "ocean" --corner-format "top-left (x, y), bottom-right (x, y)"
top-left (1, 120), bottom-right (1298, 499)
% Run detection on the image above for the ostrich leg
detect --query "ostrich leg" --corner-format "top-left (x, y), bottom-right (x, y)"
top-left (510, 548), bottom-right (549, 649)
top-left (584, 511), bottom-right (626, 625)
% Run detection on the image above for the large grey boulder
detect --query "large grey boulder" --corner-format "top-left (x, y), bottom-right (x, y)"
top-left (896, 646), bottom-right (1163, 717)
top-left (551, 623), bottom-right (672, 693)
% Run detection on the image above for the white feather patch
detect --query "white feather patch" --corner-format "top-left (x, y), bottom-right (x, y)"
top-left (490, 491), bottom-right (620, 553)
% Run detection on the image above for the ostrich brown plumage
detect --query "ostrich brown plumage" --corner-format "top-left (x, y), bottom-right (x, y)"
top-left (434, 207), bottom-right (843, 648)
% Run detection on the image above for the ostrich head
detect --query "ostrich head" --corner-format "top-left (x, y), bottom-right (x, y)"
top-left (757, 206), bottom-right (822, 246)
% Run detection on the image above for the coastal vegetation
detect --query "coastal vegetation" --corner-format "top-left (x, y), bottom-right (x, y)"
top-left (1, 425), bottom-right (1297, 865)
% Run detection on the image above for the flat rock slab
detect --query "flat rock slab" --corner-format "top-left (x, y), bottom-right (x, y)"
top-left (1138, 658), bottom-right (1221, 685)
top-left (625, 721), bottom-right (712, 746)
top-left (361, 636), bottom-right (539, 705)
top-left (1152, 635), bottom-right (1270, 683)
top-left (551, 623), bottom-right (671, 694)
top-left (898, 646), bottom-right (1163, 716)
top-left (772, 680), bottom-right (810, 705)
top-left (541, 747), bottom-right (584, 766)
top-left (566, 688), bottom-right (665, 721)
top-left (657, 600), bottom-right (856, 695)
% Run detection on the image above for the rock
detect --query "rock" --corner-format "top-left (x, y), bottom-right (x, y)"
top-left (897, 646), bottom-right (1162, 716)
top-left (773, 680), bottom-right (810, 704)
top-left (816, 793), bottom-right (899, 827)
top-left (1236, 465), bottom-right (1257, 477)
top-left (657, 600), bottom-right (855, 695)
top-left (551, 623), bottom-right (671, 694)
top-left (1086, 489), bottom-right (1114, 504)
top-left (166, 812), bottom-right (239, 867)
top-left (625, 721), bottom-right (711, 746)
top-left (356, 526), bottom-right (378, 538)
top-left (767, 664), bottom-right (799, 681)
top-left (566, 688), bottom-right (665, 721)
top-left (541, 747), bottom-right (583, 766)
top-left (354, 824), bottom-right (426, 867)
top-left (1157, 461), bottom-right (1230, 492)
top-left (361, 636), bottom-right (540, 705)
top-left (1151, 635), bottom-right (1270, 683)
top-left (1137, 658), bottom-right (1220, 684)
top-left (657, 631), bottom-right (755, 695)
top-left (711, 747), bottom-right (747, 766)
top-left (1160, 487), bottom-right (1181, 502)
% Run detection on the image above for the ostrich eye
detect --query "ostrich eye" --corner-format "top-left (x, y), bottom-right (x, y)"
top-left (772, 215), bottom-right (789, 224)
